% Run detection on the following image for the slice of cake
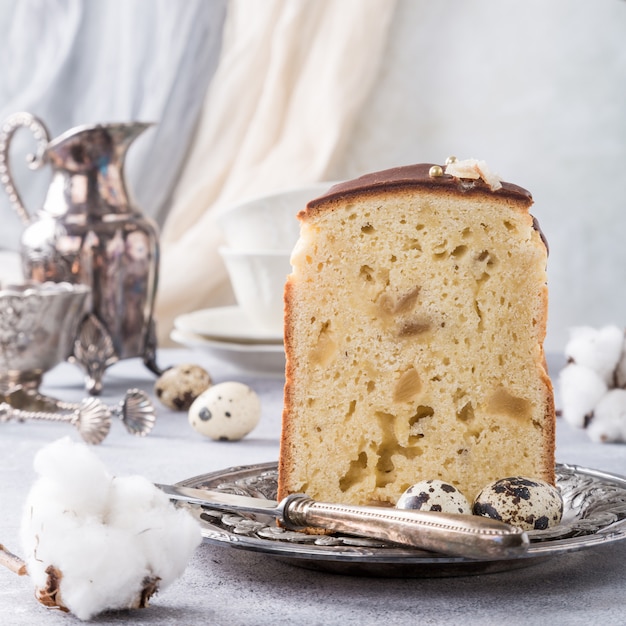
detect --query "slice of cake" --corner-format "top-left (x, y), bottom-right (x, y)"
top-left (278, 160), bottom-right (554, 507)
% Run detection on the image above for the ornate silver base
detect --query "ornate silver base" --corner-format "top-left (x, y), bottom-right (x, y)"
top-left (71, 314), bottom-right (163, 395)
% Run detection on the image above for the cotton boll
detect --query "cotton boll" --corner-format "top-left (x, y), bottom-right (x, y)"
top-left (614, 336), bottom-right (626, 388)
top-left (23, 517), bottom-right (134, 619)
top-left (47, 526), bottom-right (147, 620)
top-left (31, 436), bottom-right (112, 516)
top-left (587, 411), bottom-right (625, 444)
top-left (586, 389), bottom-right (626, 443)
top-left (558, 363), bottom-right (607, 428)
top-left (22, 475), bottom-right (141, 620)
top-left (107, 474), bottom-right (169, 528)
top-left (564, 325), bottom-right (623, 384)
top-left (21, 493), bottom-right (85, 595)
top-left (21, 438), bottom-right (202, 620)
top-left (106, 475), bottom-right (202, 588)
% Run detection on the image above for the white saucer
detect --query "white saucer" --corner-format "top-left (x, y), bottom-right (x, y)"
top-left (170, 329), bottom-right (285, 378)
top-left (174, 306), bottom-right (283, 344)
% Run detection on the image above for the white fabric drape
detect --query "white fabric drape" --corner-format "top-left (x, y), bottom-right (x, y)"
top-left (0, 0), bottom-right (397, 342)
top-left (2, 0), bottom-right (625, 356)
top-left (156, 0), bottom-right (397, 344)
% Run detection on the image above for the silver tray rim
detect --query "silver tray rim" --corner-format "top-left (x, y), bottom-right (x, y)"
top-left (178, 462), bottom-right (626, 576)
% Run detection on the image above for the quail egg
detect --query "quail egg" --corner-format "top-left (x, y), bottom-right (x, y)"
top-left (473, 476), bottom-right (563, 530)
top-left (396, 479), bottom-right (472, 515)
top-left (154, 363), bottom-right (212, 411)
top-left (188, 382), bottom-right (261, 441)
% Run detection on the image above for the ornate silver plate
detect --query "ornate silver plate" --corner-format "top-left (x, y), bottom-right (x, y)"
top-left (178, 462), bottom-right (626, 578)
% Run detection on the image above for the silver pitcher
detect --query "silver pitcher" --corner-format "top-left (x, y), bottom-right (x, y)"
top-left (0, 112), bottom-right (161, 394)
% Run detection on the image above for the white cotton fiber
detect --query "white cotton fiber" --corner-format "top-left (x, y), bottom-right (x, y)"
top-left (49, 525), bottom-right (147, 618)
top-left (586, 389), bottom-right (626, 443)
top-left (21, 438), bottom-right (202, 620)
top-left (32, 437), bottom-right (112, 515)
top-left (614, 337), bottom-right (626, 388)
top-left (564, 325), bottom-right (624, 385)
top-left (106, 474), bottom-right (202, 588)
top-left (558, 363), bottom-right (608, 428)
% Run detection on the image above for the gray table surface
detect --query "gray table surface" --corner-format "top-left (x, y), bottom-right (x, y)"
top-left (1, 350), bottom-right (626, 626)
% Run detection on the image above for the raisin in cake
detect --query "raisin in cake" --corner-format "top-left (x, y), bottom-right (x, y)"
top-left (278, 161), bottom-right (554, 506)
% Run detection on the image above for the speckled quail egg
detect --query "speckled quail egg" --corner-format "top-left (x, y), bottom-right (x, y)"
top-left (154, 363), bottom-right (212, 411)
top-left (188, 382), bottom-right (261, 441)
top-left (473, 476), bottom-right (563, 530)
top-left (396, 480), bottom-right (472, 515)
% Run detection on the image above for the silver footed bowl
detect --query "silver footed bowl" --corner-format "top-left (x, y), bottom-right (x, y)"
top-left (0, 282), bottom-right (90, 392)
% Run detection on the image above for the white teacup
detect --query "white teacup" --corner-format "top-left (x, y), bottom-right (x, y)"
top-left (214, 183), bottom-right (337, 251)
top-left (219, 247), bottom-right (292, 335)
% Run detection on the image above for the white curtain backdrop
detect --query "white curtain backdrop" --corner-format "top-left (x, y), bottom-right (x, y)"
top-left (156, 0), bottom-right (397, 343)
top-left (0, 0), bottom-right (397, 346)
top-left (2, 0), bottom-right (624, 353)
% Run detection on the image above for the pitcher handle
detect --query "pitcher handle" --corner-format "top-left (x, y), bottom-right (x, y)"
top-left (0, 112), bottom-right (51, 224)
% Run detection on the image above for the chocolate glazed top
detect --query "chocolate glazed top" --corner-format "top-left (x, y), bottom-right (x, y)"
top-left (304, 163), bottom-right (547, 253)
top-left (307, 163), bottom-right (532, 211)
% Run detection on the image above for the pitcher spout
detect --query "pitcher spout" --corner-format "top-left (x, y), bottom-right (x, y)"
top-left (0, 114), bottom-right (155, 222)
top-left (41, 121), bottom-right (154, 217)
top-left (45, 121), bottom-right (154, 173)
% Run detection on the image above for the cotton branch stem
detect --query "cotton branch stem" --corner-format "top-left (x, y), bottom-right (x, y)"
top-left (0, 543), bottom-right (28, 576)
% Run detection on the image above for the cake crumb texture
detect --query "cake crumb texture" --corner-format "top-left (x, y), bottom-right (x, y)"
top-left (279, 166), bottom-right (554, 506)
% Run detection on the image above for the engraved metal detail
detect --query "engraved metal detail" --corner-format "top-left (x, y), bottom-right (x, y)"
top-left (183, 464), bottom-right (626, 550)
top-left (0, 112), bottom-right (51, 223)
top-left (0, 112), bottom-right (161, 394)
top-left (0, 282), bottom-right (90, 392)
top-left (71, 314), bottom-right (118, 395)
top-left (0, 395), bottom-right (111, 445)
top-left (0, 386), bottom-right (156, 443)
top-left (116, 388), bottom-right (156, 436)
